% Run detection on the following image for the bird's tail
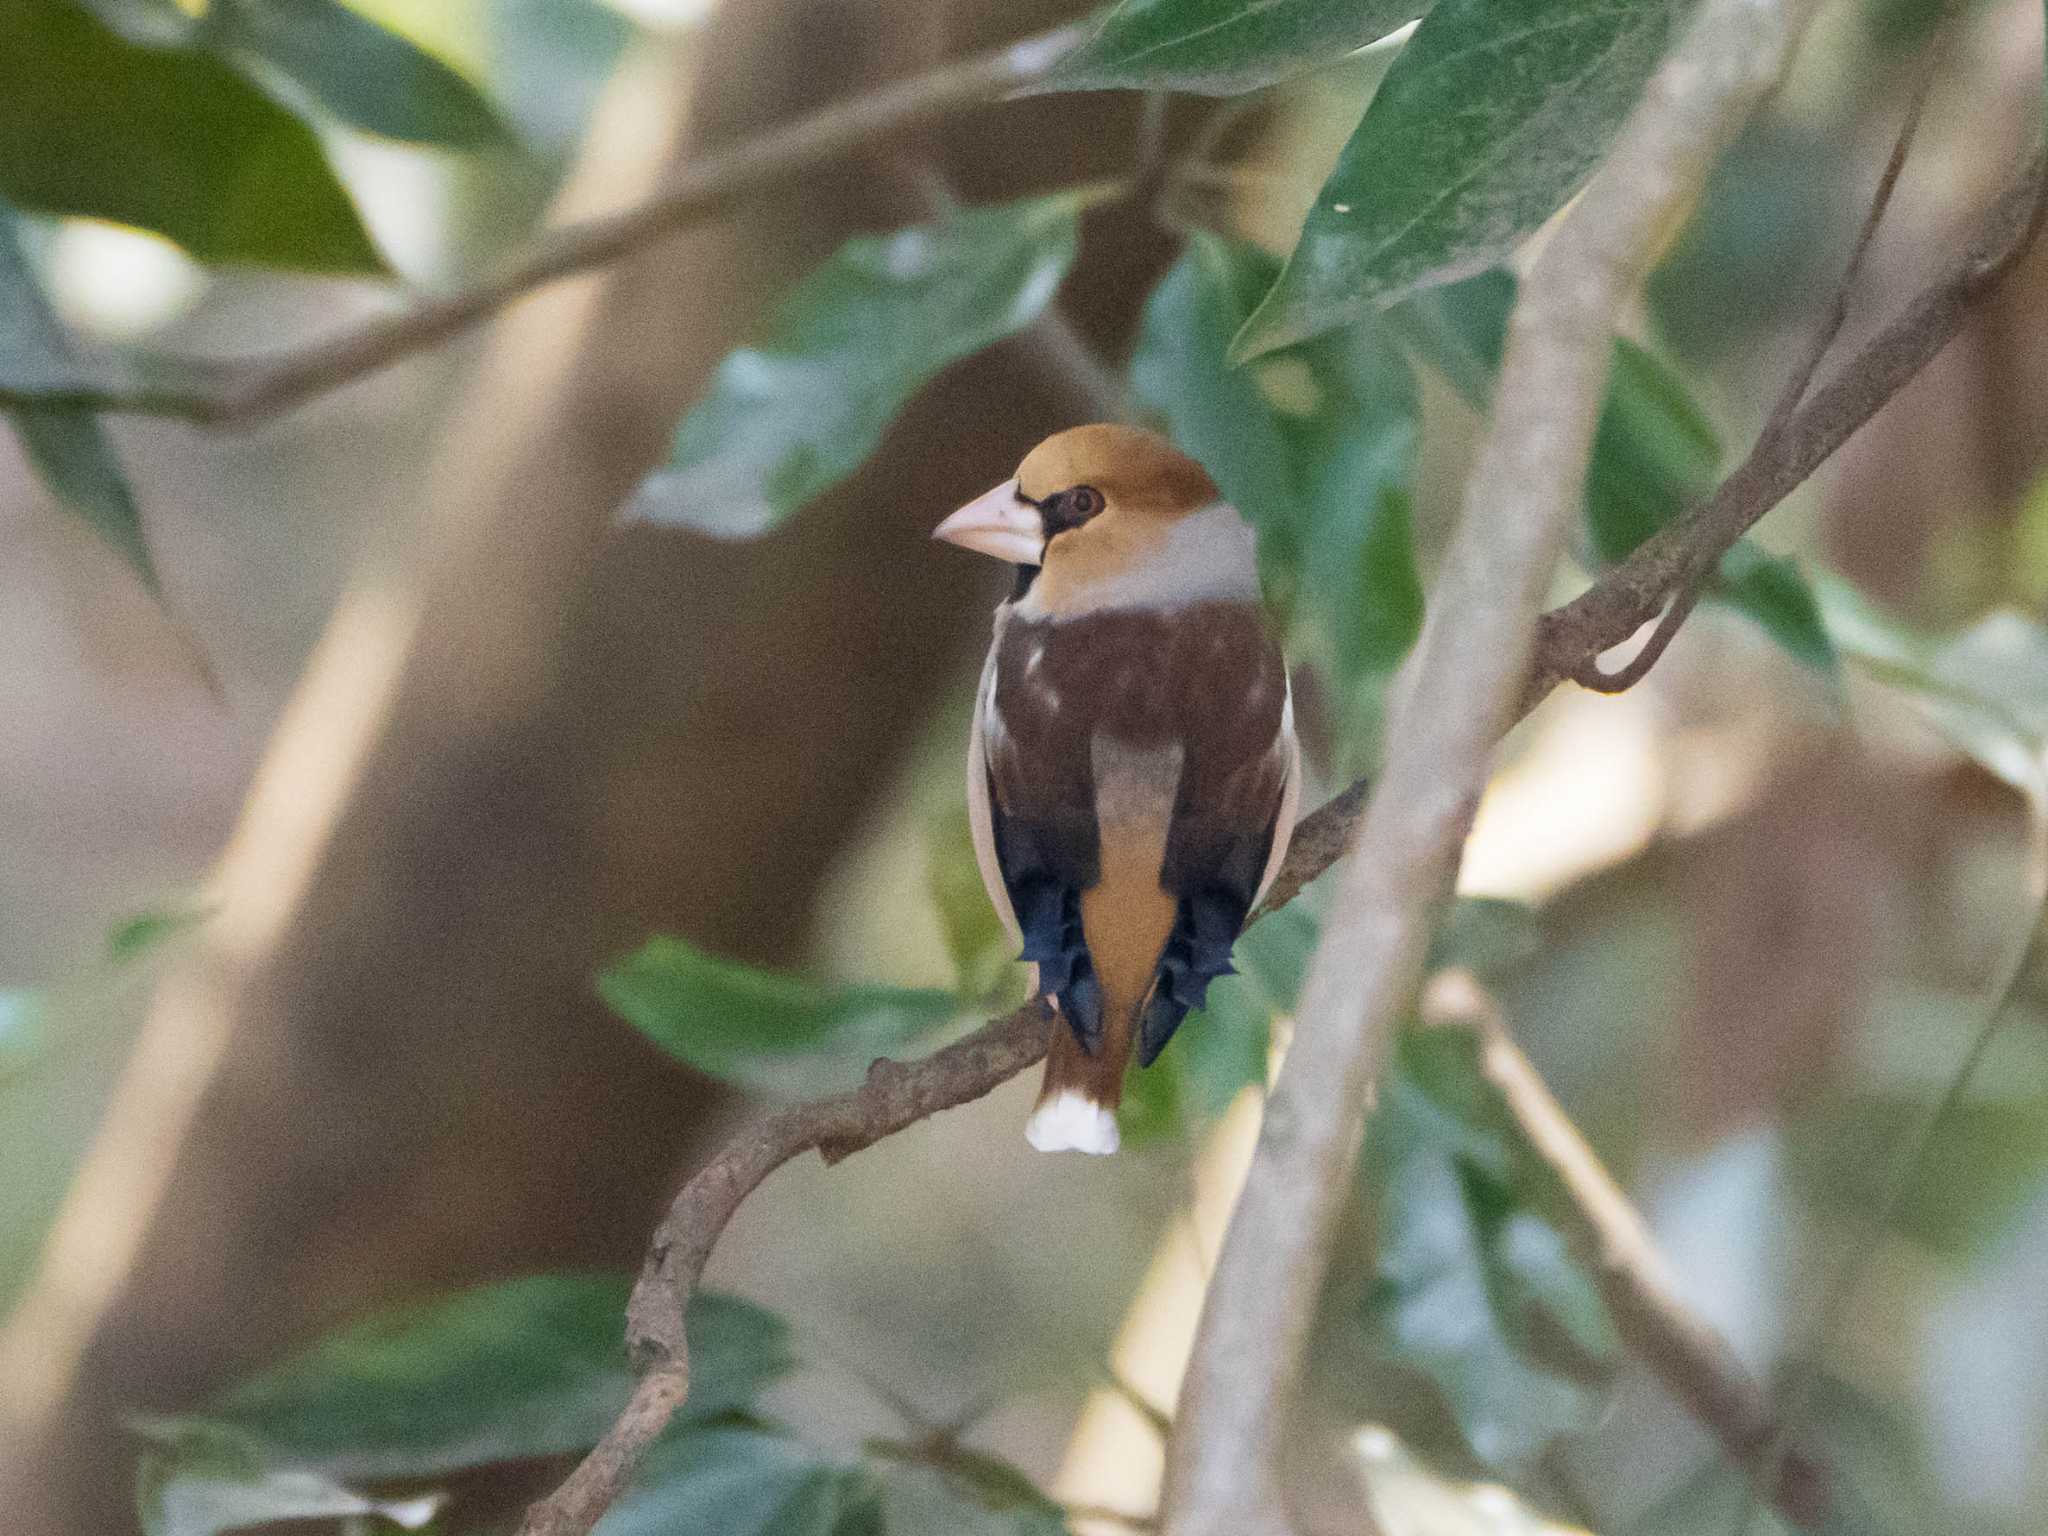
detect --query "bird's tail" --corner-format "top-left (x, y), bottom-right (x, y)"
top-left (1026, 1009), bottom-right (1130, 1155)
top-left (1024, 834), bottom-right (1174, 1155)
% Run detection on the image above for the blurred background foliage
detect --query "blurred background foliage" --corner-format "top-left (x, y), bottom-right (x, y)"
top-left (5, 0), bottom-right (2048, 1533)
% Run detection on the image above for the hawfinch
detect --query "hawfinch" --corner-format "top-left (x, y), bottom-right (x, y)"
top-left (934, 425), bottom-right (1299, 1154)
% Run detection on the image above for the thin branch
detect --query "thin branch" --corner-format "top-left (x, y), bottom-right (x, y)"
top-left (1, 22), bottom-right (1089, 427)
top-left (1159, 5), bottom-right (1825, 1533)
top-left (1421, 972), bottom-right (1831, 1527)
top-left (1574, 16), bottom-right (1944, 694)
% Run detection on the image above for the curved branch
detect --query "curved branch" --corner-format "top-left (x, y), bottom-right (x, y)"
top-left (514, 1004), bottom-right (1053, 1536)
top-left (1, 21), bottom-right (1088, 427)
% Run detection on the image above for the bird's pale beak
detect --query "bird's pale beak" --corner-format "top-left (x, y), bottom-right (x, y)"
top-left (933, 478), bottom-right (1044, 566)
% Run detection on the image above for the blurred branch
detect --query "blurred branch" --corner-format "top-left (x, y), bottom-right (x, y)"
top-left (0, 21), bottom-right (1089, 427)
top-left (1159, 4), bottom-right (1824, 1532)
top-left (1421, 972), bottom-right (1831, 1527)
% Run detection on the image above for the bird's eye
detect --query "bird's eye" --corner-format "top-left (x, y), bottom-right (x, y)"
top-left (1069, 486), bottom-right (1102, 518)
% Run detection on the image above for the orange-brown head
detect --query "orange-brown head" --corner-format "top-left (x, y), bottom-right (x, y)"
top-left (933, 425), bottom-right (1240, 617)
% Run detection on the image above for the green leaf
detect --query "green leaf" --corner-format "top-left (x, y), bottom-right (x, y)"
top-left (927, 799), bottom-right (1020, 1002)
top-left (636, 194), bottom-right (1082, 538)
top-left (108, 900), bottom-right (213, 963)
top-left (1713, 542), bottom-right (1837, 675)
top-left (1236, 0), bottom-right (1689, 357)
top-left (0, 0), bottom-right (382, 272)
top-left (1365, 1025), bottom-right (1616, 1468)
top-left (140, 1275), bottom-right (790, 1479)
top-left (205, 0), bottom-right (510, 148)
top-left (1817, 579), bottom-right (2048, 800)
top-left (1400, 266), bottom-right (1837, 675)
top-left (136, 1426), bottom-right (442, 1536)
top-left (599, 937), bottom-right (963, 1093)
top-left (868, 1441), bottom-right (1070, 1534)
top-left (1036, 0), bottom-right (1425, 96)
top-left (1134, 234), bottom-right (1422, 723)
top-left (0, 203), bottom-right (159, 588)
top-left (598, 1426), bottom-right (882, 1536)
top-left (1585, 337), bottom-right (1721, 565)
top-left (0, 989), bottom-right (42, 1075)
top-left (1120, 887), bottom-right (1536, 1142)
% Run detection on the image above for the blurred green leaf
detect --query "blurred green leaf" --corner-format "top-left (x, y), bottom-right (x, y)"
top-left (0, 0), bottom-right (382, 272)
top-left (636, 195), bottom-right (1082, 538)
top-left (1236, 0), bottom-right (1687, 356)
top-left (1122, 888), bottom-right (1538, 1142)
top-left (868, 1441), bottom-right (1070, 1533)
top-left (1715, 542), bottom-right (1837, 675)
top-left (1794, 1090), bottom-right (2048, 1256)
top-left (107, 900), bottom-right (212, 963)
top-left (597, 1426), bottom-right (882, 1536)
top-left (1819, 579), bottom-right (2048, 799)
top-left (0, 989), bottom-right (42, 1075)
top-left (0, 202), bottom-right (160, 588)
top-left (1403, 266), bottom-right (1837, 676)
top-left (1366, 1025), bottom-right (1616, 1468)
top-left (600, 937), bottom-right (962, 1093)
top-left (136, 1425), bottom-right (442, 1536)
top-left (927, 800), bottom-right (1019, 1001)
top-left (1134, 234), bottom-right (1423, 723)
top-left (1585, 337), bottom-right (1720, 565)
top-left (139, 1275), bottom-right (790, 1480)
top-left (205, 0), bottom-right (510, 148)
top-left (1037, 0), bottom-right (1423, 96)
top-left (1349, 1422), bottom-right (1593, 1535)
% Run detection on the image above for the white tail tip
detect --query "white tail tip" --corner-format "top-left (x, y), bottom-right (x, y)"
top-left (1025, 1090), bottom-right (1120, 1155)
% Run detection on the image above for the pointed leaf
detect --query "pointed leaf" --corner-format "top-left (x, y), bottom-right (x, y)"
top-left (868, 1441), bottom-right (1070, 1534)
top-left (1134, 234), bottom-right (1422, 724)
top-left (1237, 0), bottom-right (1689, 356)
top-left (0, 0), bottom-right (382, 272)
top-left (1037, 0), bottom-right (1426, 96)
top-left (136, 1428), bottom-right (441, 1536)
top-left (138, 1275), bottom-right (790, 1479)
top-left (600, 937), bottom-right (963, 1093)
top-left (634, 194), bottom-right (1081, 538)
top-left (0, 202), bottom-right (159, 588)
top-left (1365, 1025), bottom-right (1616, 1469)
top-left (207, 0), bottom-right (510, 148)
top-left (598, 1426), bottom-right (881, 1536)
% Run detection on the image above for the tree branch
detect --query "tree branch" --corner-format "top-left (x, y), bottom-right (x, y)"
top-left (1421, 972), bottom-right (1830, 1527)
top-left (1159, 4), bottom-right (1825, 1532)
top-left (1528, 147), bottom-right (2048, 706)
top-left (1, 21), bottom-right (1088, 427)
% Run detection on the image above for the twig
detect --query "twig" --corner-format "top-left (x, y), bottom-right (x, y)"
top-left (1420, 972), bottom-right (1831, 1527)
top-left (1, 22), bottom-right (1089, 427)
top-left (1572, 16), bottom-right (1945, 694)
top-left (1158, 5), bottom-right (1825, 1533)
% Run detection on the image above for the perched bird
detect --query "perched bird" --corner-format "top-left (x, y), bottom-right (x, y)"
top-left (934, 425), bottom-right (1299, 1154)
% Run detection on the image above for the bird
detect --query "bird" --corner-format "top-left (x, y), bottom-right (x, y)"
top-left (933, 424), bottom-right (1299, 1154)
